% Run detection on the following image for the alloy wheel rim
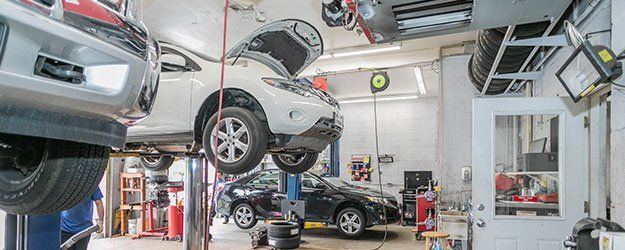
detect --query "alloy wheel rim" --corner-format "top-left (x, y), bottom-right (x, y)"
top-left (210, 117), bottom-right (250, 163)
top-left (339, 212), bottom-right (361, 235)
top-left (0, 137), bottom-right (46, 185)
top-left (235, 206), bottom-right (253, 226)
top-left (277, 153), bottom-right (306, 166)
top-left (143, 156), bottom-right (162, 165)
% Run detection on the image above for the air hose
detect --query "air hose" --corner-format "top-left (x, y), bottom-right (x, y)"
top-left (371, 93), bottom-right (389, 250)
top-left (206, 0), bottom-right (230, 248)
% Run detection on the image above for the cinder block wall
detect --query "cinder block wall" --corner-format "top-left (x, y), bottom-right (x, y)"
top-left (338, 97), bottom-right (439, 199)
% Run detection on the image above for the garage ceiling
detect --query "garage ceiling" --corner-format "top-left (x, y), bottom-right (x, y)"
top-left (143, 0), bottom-right (475, 61)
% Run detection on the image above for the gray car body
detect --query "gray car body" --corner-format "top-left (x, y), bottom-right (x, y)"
top-left (0, 0), bottom-right (160, 148)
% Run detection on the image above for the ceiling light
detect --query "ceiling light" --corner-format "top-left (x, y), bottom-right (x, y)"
top-left (318, 45), bottom-right (402, 60)
top-left (413, 66), bottom-right (427, 95)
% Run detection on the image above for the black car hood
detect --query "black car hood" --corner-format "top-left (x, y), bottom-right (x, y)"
top-left (338, 184), bottom-right (394, 199)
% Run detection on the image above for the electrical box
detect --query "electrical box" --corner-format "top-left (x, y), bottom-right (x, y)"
top-left (600, 232), bottom-right (625, 250)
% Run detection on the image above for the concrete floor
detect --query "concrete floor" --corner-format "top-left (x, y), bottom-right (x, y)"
top-left (89, 218), bottom-right (424, 250)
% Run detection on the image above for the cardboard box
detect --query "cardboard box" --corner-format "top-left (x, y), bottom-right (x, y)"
top-left (599, 232), bottom-right (625, 250)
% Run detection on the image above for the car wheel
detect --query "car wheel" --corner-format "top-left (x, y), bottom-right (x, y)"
top-left (336, 207), bottom-right (366, 238)
top-left (271, 152), bottom-right (319, 174)
top-left (203, 107), bottom-right (267, 175)
top-left (140, 155), bottom-right (175, 171)
top-left (233, 203), bottom-right (258, 229)
top-left (0, 134), bottom-right (109, 215)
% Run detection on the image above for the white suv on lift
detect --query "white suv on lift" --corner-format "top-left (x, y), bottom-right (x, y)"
top-left (126, 19), bottom-right (343, 174)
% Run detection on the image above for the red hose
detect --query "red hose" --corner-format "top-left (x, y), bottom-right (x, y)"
top-left (207, 0), bottom-right (230, 248)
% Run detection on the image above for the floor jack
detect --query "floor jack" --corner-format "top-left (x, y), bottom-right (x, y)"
top-left (134, 182), bottom-right (185, 241)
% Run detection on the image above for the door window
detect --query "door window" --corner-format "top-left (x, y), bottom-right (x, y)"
top-left (161, 48), bottom-right (202, 72)
top-left (494, 114), bottom-right (561, 218)
top-left (302, 173), bottom-right (327, 190)
top-left (249, 172), bottom-right (280, 187)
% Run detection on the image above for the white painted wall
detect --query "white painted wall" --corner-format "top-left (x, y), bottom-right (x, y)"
top-left (610, 0), bottom-right (625, 225)
top-left (337, 97), bottom-right (439, 199)
top-left (439, 55), bottom-right (479, 206)
top-left (537, 0), bottom-right (612, 97)
top-left (533, 0), bottom-right (613, 220)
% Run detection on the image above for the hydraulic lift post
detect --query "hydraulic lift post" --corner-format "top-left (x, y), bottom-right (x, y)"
top-left (5, 213), bottom-right (61, 250)
top-left (286, 174), bottom-right (302, 200)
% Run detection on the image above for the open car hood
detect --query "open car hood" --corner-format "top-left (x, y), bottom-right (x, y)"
top-left (227, 19), bottom-right (324, 79)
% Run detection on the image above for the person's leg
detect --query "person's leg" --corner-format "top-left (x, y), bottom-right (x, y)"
top-left (223, 215), bottom-right (229, 224)
top-left (72, 236), bottom-right (91, 250)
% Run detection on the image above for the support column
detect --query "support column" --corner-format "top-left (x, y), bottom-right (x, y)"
top-left (611, 0), bottom-right (625, 225)
top-left (184, 156), bottom-right (205, 250)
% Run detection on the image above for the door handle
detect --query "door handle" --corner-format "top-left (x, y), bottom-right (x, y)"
top-left (476, 219), bottom-right (486, 228)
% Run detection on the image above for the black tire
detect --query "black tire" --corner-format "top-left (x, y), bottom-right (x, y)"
top-left (468, 56), bottom-right (513, 91)
top-left (268, 236), bottom-right (301, 249)
top-left (495, 21), bottom-right (550, 37)
top-left (336, 207), bottom-right (366, 238)
top-left (268, 221), bottom-right (299, 238)
top-left (233, 203), bottom-right (258, 229)
top-left (202, 107), bottom-right (267, 175)
top-left (271, 152), bottom-right (319, 174)
top-left (0, 134), bottom-right (109, 215)
top-left (140, 155), bottom-right (175, 171)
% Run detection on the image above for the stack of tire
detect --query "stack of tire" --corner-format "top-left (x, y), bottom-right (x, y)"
top-left (468, 21), bottom-right (550, 95)
top-left (267, 221), bottom-right (301, 249)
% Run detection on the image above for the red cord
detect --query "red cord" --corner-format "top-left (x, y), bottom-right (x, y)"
top-left (207, 0), bottom-right (230, 248)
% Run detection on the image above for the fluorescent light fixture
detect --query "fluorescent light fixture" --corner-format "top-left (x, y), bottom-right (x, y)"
top-left (318, 45), bottom-right (402, 60)
top-left (413, 66), bottom-right (427, 95)
top-left (339, 95), bottom-right (419, 104)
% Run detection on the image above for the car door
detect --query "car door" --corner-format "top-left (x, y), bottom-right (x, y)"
top-left (472, 97), bottom-right (587, 250)
top-left (247, 172), bottom-right (284, 219)
top-left (132, 46), bottom-right (198, 134)
top-left (300, 173), bottom-right (336, 222)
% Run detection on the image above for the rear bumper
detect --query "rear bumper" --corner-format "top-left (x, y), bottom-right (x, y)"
top-left (0, 1), bottom-right (160, 146)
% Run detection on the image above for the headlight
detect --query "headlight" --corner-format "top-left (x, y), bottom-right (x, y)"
top-left (367, 196), bottom-right (390, 205)
top-left (263, 78), bottom-right (315, 98)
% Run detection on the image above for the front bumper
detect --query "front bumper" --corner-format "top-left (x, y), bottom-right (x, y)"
top-left (365, 201), bottom-right (401, 226)
top-left (0, 1), bottom-right (160, 147)
top-left (274, 117), bottom-right (343, 152)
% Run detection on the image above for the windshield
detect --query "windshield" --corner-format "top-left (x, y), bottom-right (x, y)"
top-left (322, 177), bottom-right (350, 188)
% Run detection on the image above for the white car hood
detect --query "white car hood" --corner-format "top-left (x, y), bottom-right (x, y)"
top-left (226, 19), bottom-right (324, 79)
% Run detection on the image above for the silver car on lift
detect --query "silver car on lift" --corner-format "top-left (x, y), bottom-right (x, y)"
top-left (0, 0), bottom-right (160, 215)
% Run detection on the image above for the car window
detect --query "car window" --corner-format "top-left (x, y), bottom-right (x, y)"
top-left (249, 172), bottom-right (280, 187)
top-left (302, 173), bottom-right (327, 189)
top-left (161, 48), bottom-right (202, 73)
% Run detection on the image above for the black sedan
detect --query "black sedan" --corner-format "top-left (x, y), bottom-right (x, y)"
top-left (215, 170), bottom-right (400, 237)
